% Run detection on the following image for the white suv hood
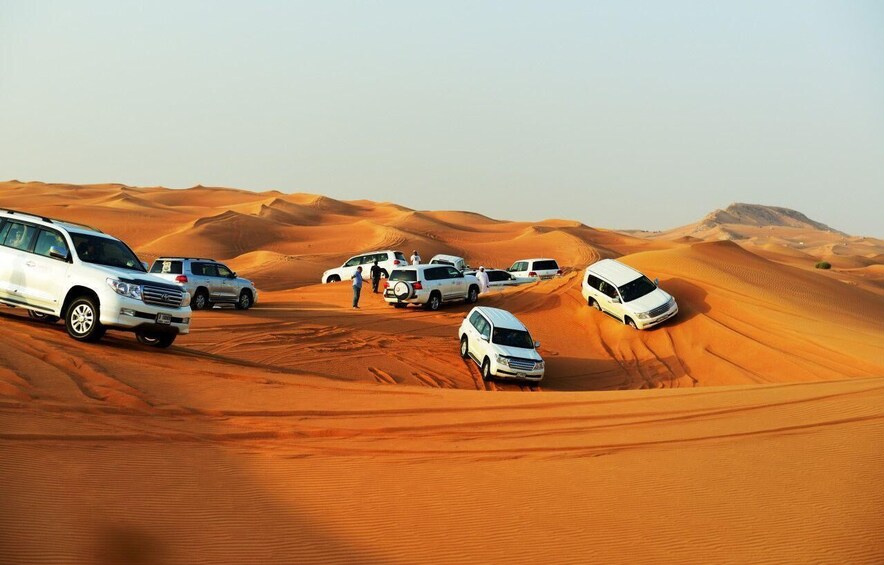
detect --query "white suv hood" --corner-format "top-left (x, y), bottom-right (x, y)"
top-left (93, 265), bottom-right (181, 287)
top-left (625, 288), bottom-right (671, 314)
top-left (493, 344), bottom-right (542, 361)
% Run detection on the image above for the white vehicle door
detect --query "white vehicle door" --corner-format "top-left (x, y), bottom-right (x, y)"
top-left (473, 314), bottom-right (493, 362)
top-left (24, 227), bottom-right (71, 311)
top-left (192, 262), bottom-right (216, 299)
top-left (0, 221), bottom-right (39, 304)
top-left (341, 255), bottom-right (363, 281)
top-left (424, 267), bottom-right (444, 298)
top-left (598, 280), bottom-right (624, 320)
top-left (444, 266), bottom-right (465, 298)
top-left (215, 264), bottom-right (237, 300)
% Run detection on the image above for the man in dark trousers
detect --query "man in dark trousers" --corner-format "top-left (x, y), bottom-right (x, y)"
top-left (352, 266), bottom-right (364, 309)
top-left (369, 259), bottom-right (383, 293)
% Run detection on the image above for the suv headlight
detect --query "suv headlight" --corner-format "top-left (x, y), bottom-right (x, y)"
top-left (495, 354), bottom-right (511, 367)
top-left (637, 311), bottom-right (651, 319)
top-left (106, 278), bottom-right (142, 300)
top-left (181, 291), bottom-right (192, 307)
top-left (534, 360), bottom-right (545, 370)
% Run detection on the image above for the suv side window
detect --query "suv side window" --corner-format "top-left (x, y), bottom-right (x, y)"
top-left (469, 311), bottom-right (483, 329)
top-left (478, 317), bottom-right (491, 340)
top-left (488, 271), bottom-right (506, 282)
top-left (599, 280), bottom-right (618, 299)
top-left (190, 262), bottom-right (205, 276)
top-left (445, 267), bottom-right (461, 279)
top-left (216, 264), bottom-right (233, 278)
top-left (424, 267), bottom-right (441, 281)
top-left (2, 222), bottom-right (37, 251)
top-left (202, 263), bottom-right (219, 277)
top-left (34, 229), bottom-right (69, 260)
top-left (512, 261), bottom-right (527, 272)
top-left (0, 221), bottom-right (11, 243)
top-left (344, 256), bottom-right (361, 267)
top-left (587, 274), bottom-right (602, 290)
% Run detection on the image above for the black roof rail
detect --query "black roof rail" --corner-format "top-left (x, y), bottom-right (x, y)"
top-left (156, 257), bottom-right (216, 262)
top-left (0, 207), bottom-right (103, 233)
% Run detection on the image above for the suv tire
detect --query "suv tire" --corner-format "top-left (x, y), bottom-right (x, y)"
top-left (65, 296), bottom-right (105, 342)
top-left (327, 275), bottom-right (341, 283)
top-left (466, 285), bottom-right (479, 304)
top-left (626, 317), bottom-right (638, 329)
top-left (460, 336), bottom-right (470, 358)
top-left (425, 292), bottom-right (441, 311)
top-left (136, 331), bottom-right (176, 348)
top-left (192, 289), bottom-right (209, 310)
top-left (235, 290), bottom-right (252, 310)
top-left (589, 298), bottom-right (601, 311)
top-left (481, 357), bottom-right (493, 381)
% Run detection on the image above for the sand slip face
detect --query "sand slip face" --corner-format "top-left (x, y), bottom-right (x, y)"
top-left (1, 181), bottom-right (883, 563)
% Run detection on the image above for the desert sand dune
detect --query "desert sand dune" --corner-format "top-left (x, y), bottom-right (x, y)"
top-left (1, 181), bottom-right (882, 564)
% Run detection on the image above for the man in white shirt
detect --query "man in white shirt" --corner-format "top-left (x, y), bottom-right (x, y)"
top-left (410, 250), bottom-right (421, 265)
top-left (476, 266), bottom-right (490, 294)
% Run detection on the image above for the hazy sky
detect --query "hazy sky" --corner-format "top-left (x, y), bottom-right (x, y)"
top-left (1, 1), bottom-right (882, 235)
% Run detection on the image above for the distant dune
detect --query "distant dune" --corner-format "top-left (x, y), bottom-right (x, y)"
top-left (1, 181), bottom-right (882, 564)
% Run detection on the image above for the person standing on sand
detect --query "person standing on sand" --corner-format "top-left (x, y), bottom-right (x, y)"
top-left (352, 266), bottom-right (364, 308)
top-left (411, 250), bottom-right (421, 265)
top-left (370, 259), bottom-right (383, 293)
top-left (476, 266), bottom-right (490, 294)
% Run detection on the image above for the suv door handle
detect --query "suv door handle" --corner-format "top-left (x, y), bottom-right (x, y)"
top-left (26, 261), bottom-right (36, 267)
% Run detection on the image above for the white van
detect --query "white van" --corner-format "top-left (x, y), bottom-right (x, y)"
top-left (507, 258), bottom-right (561, 280)
top-left (581, 259), bottom-right (677, 329)
top-left (458, 306), bottom-right (544, 382)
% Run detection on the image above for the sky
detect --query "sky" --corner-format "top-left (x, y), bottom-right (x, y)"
top-left (1, 1), bottom-right (882, 236)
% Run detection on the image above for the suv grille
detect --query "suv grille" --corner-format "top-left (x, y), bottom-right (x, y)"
top-left (648, 299), bottom-right (673, 318)
top-left (508, 358), bottom-right (539, 371)
top-left (142, 285), bottom-right (185, 308)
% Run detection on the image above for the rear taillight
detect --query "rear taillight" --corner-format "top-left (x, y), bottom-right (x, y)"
top-left (529, 272), bottom-right (537, 277)
top-left (393, 259), bottom-right (400, 265)
top-left (175, 275), bottom-right (188, 283)
top-left (412, 282), bottom-right (423, 290)
top-left (383, 281), bottom-right (389, 288)
top-left (556, 269), bottom-right (562, 275)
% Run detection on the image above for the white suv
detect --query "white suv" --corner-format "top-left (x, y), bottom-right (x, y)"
top-left (383, 265), bottom-right (481, 310)
top-left (581, 258), bottom-right (678, 329)
top-left (322, 250), bottom-right (407, 283)
top-left (150, 257), bottom-right (257, 310)
top-left (507, 258), bottom-right (562, 280)
top-left (458, 307), bottom-right (544, 382)
top-left (0, 208), bottom-right (191, 347)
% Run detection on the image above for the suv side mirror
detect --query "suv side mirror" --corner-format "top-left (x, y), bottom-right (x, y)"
top-left (479, 334), bottom-right (489, 342)
top-left (48, 246), bottom-right (69, 261)
top-left (141, 261), bottom-right (149, 271)
top-left (533, 341), bottom-right (541, 349)
top-left (229, 272), bottom-right (237, 279)
top-left (654, 277), bottom-right (659, 286)
top-left (612, 297), bottom-right (620, 303)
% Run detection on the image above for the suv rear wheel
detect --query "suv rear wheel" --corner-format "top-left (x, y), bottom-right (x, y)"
top-left (235, 290), bottom-right (252, 310)
top-left (192, 289), bottom-right (209, 310)
top-left (65, 296), bottom-right (105, 342)
top-left (425, 292), bottom-right (442, 311)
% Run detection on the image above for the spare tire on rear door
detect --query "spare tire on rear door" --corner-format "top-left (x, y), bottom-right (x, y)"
top-left (392, 280), bottom-right (415, 301)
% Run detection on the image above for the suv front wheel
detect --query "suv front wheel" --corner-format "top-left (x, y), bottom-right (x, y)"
top-left (235, 290), bottom-right (252, 310)
top-left (136, 331), bottom-right (176, 348)
top-left (65, 296), bottom-right (106, 342)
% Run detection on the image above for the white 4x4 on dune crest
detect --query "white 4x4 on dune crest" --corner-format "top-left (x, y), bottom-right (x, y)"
top-left (322, 250), bottom-right (407, 283)
top-left (383, 265), bottom-right (481, 310)
top-left (581, 259), bottom-right (678, 330)
top-left (0, 208), bottom-right (192, 347)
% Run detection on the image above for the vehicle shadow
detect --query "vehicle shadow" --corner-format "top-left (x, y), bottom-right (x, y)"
top-left (654, 277), bottom-right (709, 326)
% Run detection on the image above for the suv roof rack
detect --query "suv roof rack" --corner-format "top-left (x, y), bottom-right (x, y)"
top-left (0, 207), bottom-right (104, 233)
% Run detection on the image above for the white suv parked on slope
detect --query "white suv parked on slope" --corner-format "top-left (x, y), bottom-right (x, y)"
top-left (383, 265), bottom-right (481, 310)
top-left (322, 250), bottom-right (407, 283)
top-left (507, 258), bottom-right (562, 280)
top-left (581, 259), bottom-right (678, 330)
top-left (459, 307), bottom-right (544, 382)
top-left (0, 208), bottom-right (191, 347)
top-left (149, 257), bottom-right (257, 310)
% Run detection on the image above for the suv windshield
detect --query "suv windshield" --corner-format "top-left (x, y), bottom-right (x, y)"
top-left (71, 233), bottom-right (146, 272)
top-left (492, 328), bottom-right (534, 349)
top-left (618, 276), bottom-right (657, 302)
top-left (388, 269), bottom-right (417, 282)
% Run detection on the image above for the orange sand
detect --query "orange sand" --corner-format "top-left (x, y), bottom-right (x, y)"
top-left (1, 181), bottom-right (882, 564)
